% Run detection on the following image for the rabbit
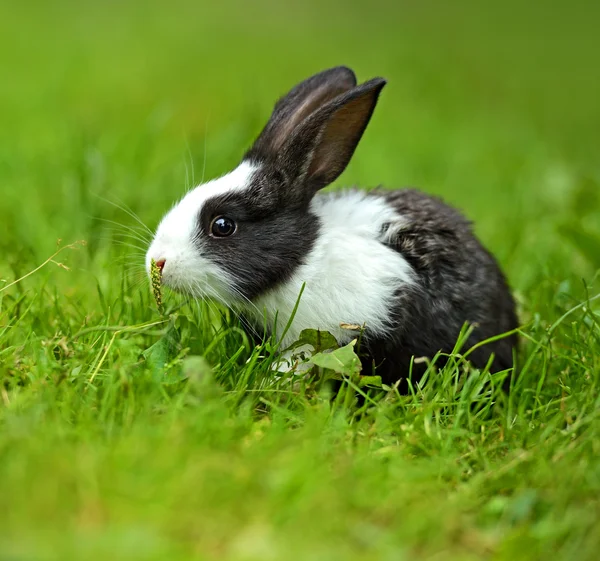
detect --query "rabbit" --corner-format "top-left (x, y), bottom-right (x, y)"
top-left (146, 66), bottom-right (518, 386)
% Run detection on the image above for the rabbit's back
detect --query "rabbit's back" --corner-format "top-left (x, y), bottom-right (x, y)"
top-left (362, 188), bottom-right (518, 384)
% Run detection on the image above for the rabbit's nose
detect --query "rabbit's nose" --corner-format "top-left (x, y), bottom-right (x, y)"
top-left (155, 259), bottom-right (166, 273)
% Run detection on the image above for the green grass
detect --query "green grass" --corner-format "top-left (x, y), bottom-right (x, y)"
top-left (1, 0), bottom-right (600, 559)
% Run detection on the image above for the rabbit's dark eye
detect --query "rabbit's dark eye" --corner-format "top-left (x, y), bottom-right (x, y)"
top-left (210, 216), bottom-right (236, 237)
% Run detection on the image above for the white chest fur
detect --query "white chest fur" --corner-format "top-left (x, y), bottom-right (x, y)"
top-left (252, 191), bottom-right (415, 347)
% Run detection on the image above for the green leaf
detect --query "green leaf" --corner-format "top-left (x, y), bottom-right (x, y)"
top-left (294, 328), bottom-right (339, 353)
top-left (358, 375), bottom-right (383, 388)
top-left (309, 340), bottom-right (361, 377)
top-left (141, 319), bottom-right (182, 381)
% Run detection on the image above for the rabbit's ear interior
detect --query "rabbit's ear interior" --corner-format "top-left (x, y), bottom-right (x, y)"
top-left (280, 77), bottom-right (387, 196)
top-left (245, 67), bottom-right (357, 158)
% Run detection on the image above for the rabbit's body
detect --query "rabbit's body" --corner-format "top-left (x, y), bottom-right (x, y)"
top-left (253, 189), bottom-right (415, 348)
top-left (250, 187), bottom-right (517, 383)
top-left (147, 67), bottom-right (518, 385)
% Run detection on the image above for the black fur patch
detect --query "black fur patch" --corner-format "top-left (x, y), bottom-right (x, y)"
top-left (197, 168), bottom-right (319, 301)
top-left (360, 189), bottom-right (518, 386)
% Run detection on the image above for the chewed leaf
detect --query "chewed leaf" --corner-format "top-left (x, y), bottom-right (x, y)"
top-left (294, 328), bottom-right (339, 353)
top-left (150, 258), bottom-right (164, 315)
top-left (309, 339), bottom-right (361, 376)
top-left (272, 343), bottom-right (316, 374)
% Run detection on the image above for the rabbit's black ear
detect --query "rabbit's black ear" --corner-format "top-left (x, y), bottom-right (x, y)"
top-left (279, 77), bottom-right (386, 196)
top-left (245, 66), bottom-right (357, 159)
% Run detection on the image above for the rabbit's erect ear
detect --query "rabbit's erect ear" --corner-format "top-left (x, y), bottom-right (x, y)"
top-left (245, 66), bottom-right (357, 159)
top-left (279, 77), bottom-right (386, 196)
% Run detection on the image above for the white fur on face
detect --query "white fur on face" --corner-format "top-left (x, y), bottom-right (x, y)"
top-left (145, 162), bottom-right (257, 302)
top-left (251, 190), bottom-right (416, 347)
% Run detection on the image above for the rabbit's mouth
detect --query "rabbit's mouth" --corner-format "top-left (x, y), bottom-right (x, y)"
top-left (146, 252), bottom-right (240, 312)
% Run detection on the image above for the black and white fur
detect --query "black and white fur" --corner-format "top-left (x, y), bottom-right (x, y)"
top-left (146, 67), bottom-right (518, 385)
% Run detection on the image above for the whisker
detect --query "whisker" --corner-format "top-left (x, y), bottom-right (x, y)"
top-left (189, 280), bottom-right (220, 318)
top-left (183, 151), bottom-right (191, 192)
top-left (91, 216), bottom-right (152, 237)
top-left (198, 280), bottom-right (262, 342)
top-left (125, 277), bottom-right (149, 292)
top-left (91, 217), bottom-right (152, 245)
top-left (114, 264), bottom-right (147, 276)
top-left (184, 134), bottom-right (196, 189)
top-left (187, 279), bottom-right (228, 330)
top-left (92, 226), bottom-right (151, 252)
top-left (201, 114), bottom-right (210, 185)
top-left (122, 268), bottom-right (146, 280)
top-left (227, 282), bottom-right (262, 318)
top-left (117, 264), bottom-right (147, 275)
top-left (94, 194), bottom-right (154, 237)
top-left (106, 230), bottom-right (152, 248)
top-left (117, 260), bottom-right (146, 274)
top-left (104, 242), bottom-right (148, 259)
top-left (101, 240), bottom-right (148, 253)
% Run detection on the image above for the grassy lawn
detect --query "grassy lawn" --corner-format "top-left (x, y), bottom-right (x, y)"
top-left (1, 0), bottom-right (600, 559)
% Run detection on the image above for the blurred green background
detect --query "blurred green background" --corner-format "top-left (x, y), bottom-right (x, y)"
top-left (1, 1), bottom-right (600, 560)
